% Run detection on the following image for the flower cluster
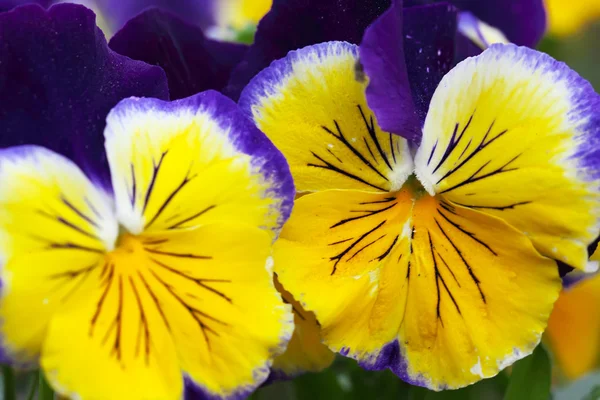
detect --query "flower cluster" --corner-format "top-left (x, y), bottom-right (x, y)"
top-left (0, 0), bottom-right (599, 399)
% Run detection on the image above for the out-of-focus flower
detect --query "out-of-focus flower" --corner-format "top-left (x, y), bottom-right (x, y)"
top-left (545, 0), bottom-right (600, 37)
top-left (0, 4), bottom-right (297, 399)
top-left (545, 246), bottom-right (600, 381)
top-left (239, 0), bottom-right (600, 391)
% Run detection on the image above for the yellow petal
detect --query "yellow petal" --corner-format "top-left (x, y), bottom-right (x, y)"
top-left (275, 188), bottom-right (561, 390)
top-left (240, 42), bottom-right (413, 193)
top-left (415, 44), bottom-right (600, 272)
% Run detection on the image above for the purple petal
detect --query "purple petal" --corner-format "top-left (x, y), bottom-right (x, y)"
top-left (359, 0), bottom-right (420, 141)
top-left (97, 0), bottom-right (215, 34)
top-left (109, 8), bottom-right (247, 100)
top-left (0, 0), bottom-right (50, 12)
top-left (403, 3), bottom-right (457, 123)
top-left (406, 0), bottom-right (546, 47)
top-left (360, 1), bottom-right (457, 140)
top-left (0, 4), bottom-right (169, 189)
top-left (225, 0), bottom-right (391, 100)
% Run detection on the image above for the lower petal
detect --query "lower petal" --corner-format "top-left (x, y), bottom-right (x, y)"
top-left (41, 267), bottom-right (182, 400)
top-left (275, 189), bottom-right (561, 389)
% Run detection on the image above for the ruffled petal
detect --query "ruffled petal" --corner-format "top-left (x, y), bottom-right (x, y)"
top-left (239, 42), bottom-right (413, 193)
top-left (104, 91), bottom-right (294, 237)
top-left (108, 8), bottom-right (247, 101)
top-left (0, 4), bottom-right (169, 189)
top-left (275, 188), bottom-right (561, 390)
top-left (415, 44), bottom-right (600, 272)
top-left (225, 0), bottom-right (391, 100)
top-left (0, 146), bottom-right (117, 364)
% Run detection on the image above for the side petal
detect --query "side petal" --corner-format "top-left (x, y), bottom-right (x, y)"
top-left (225, 0), bottom-right (391, 100)
top-left (239, 42), bottom-right (413, 193)
top-left (0, 4), bottom-right (169, 189)
top-left (270, 278), bottom-right (335, 379)
top-left (109, 8), bottom-right (248, 101)
top-left (546, 274), bottom-right (600, 380)
top-left (275, 189), bottom-right (561, 390)
top-left (414, 44), bottom-right (600, 272)
top-left (138, 225), bottom-right (293, 399)
top-left (104, 91), bottom-right (294, 237)
top-left (0, 146), bottom-right (117, 364)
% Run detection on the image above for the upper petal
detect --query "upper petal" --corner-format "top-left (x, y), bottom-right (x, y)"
top-left (360, 1), bottom-right (458, 135)
top-left (108, 8), bottom-right (247, 101)
top-left (225, 0), bottom-right (391, 100)
top-left (104, 90), bottom-right (294, 236)
top-left (239, 42), bottom-right (413, 193)
top-left (0, 4), bottom-right (169, 189)
top-left (414, 44), bottom-right (600, 272)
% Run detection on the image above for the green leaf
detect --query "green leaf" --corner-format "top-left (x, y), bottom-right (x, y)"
top-left (504, 345), bottom-right (551, 400)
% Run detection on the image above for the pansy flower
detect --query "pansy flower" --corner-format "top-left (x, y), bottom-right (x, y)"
top-left (0, 4), bottom-right (296, 400)
top-left (239, 0), bottom-right (600, 390)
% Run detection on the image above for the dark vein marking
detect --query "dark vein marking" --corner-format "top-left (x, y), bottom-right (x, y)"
top-left (143, 238), bottom-right (170, 245)
top-left (363, 137), bottom-right (378, 163)
top-left (149, 270), bottom-right (226, 349)
top-left (435, 119), bottom-right (509, 184)
top-left (427, 140), bottom-right (438, 166)
top-left (143, 151), bottom-right (168, 213)
top-left (330, 221), bottom-right (386, 275)
top-left (37, 209), bottom-right (100, 241)
top-left (358, 105), bottom-right (393, 171)
top-left (328, 238), bottom-right (353, 246)
top-left (50, 262), bottom-right (99, 302)
top-left (84, 197), bottom-right (103, 220)
top-left (437, 209), bottom-right (497, 255)
top-left (61, 196), bottom-right (100, 228)
top-left (149, 257), bottom-right (232, 303)
top-left (137, 271), bottom-right (171, 332)
top-left (435, 250), bottom-right (461, 288)
top-left (129, 164), bottom-right (137, 207)
top-left (145, 248), bottom-right (212, 259)
top-left (90, 264), bottom-right (115, 336)
top-left (110, 276), bottom-right (124, 361)
top-left (308, 152), bottom-right (387, 192)
top-left (359, 197), bottom-right (396, 205)
top-left (330, 202), bottom-right (396, 229)
top-left (320, 119), bottom-right (389, 182)
top-left (372, 235), bottom-right (398, 262)
top-left (129, 277), bottom-right (150, 364)
top-left (327, 148), bottom-right (344, 164)
top-left (432, 113), bottom-right (474, 174)
top-left (48, 242), bottom-right (104, 253)
top-left (389, 134), bottom-right (397, 164)
top-left (453, 201), bottom-right (532, 211)
top-left (145, 170), bottom-right (198, 229)
top-left (440, 153), bottom-right (519, 194)
top-left (434, 219), bottom-right (486, 303)
top-left (347, 234), bottom-right (385, 261)
top-left (167, 205), bottom-right (216, 230)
